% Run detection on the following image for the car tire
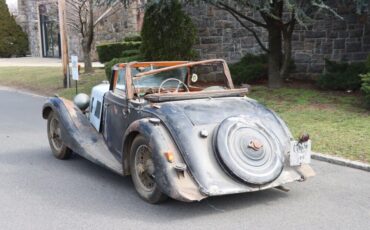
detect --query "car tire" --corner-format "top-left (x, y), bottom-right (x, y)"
top-left (47, 111), bottom-right (72, 160)
top-left (130, 135), bottom-right (167, 204)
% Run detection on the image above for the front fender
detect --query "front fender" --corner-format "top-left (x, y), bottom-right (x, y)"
top-left (123, 119), bottom-right (206, 202)
top-left (42, 97), bottom-right (82, 152)
top-left (42, 97), bottom-right (124, 175)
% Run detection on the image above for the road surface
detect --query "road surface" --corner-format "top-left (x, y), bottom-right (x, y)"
top-left (0, 88), bottom-right (369, 230)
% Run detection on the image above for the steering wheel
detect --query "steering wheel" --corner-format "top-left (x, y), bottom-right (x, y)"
top-left (158, 78), bottom-right (190, 94)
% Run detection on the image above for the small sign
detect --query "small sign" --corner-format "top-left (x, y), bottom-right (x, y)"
top-left (71, 55), bottom-right (79, 80)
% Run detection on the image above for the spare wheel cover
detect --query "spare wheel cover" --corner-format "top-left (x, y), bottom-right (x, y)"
top-left (215, 116), bottom-right (284, 185)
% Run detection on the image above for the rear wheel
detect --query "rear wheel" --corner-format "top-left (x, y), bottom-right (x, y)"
top-left (130, 135), bottom-right (167, 204)
top-left (47, 112), bottom-right (72, 159)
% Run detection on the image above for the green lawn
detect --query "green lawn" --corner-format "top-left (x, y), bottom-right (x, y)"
top-left (0, 67), bottom-right (369, 163)
top-left (249, 86), bottom-right (370, 163)
top-left (0, 67), bottom-right (106, 99)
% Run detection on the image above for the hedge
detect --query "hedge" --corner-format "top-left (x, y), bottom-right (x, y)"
top-left (124, 35), bottom-right (142, 42)
top-left (229, 54), bottom-right (268, 85)
top-left (317, 59), bottom-right (367, 91)
top-left (96, 41), bottom-right (141, 63)
top-left (104, 55), bottom-right (144, 80)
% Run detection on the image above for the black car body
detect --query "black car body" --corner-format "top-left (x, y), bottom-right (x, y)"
top-left (42, 59), bottom-right (314, 203)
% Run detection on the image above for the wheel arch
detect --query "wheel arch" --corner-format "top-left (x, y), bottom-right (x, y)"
top-left (121, 118), bottom-right (206, 202)
top-left (42, 105), bottom-right (53, 119)
top-left (122, 130), bottom-right (140, 175)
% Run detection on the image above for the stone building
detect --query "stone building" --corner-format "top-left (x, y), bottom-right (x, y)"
top-left (14, 1), bottom-right (370, 77)
top-left (16, 0), bottom-right (143, 59)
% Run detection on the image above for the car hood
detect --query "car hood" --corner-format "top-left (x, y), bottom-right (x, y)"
top-left (144, 96), bottom-right (295, 195)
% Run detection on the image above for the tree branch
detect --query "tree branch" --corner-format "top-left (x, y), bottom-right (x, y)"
top-left (228, 10), bottom-right (269, 53)
top-left (215, 2), bottom-right (268, 28)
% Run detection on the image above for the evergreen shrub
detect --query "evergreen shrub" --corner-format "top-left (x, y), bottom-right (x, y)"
top-left (0, 0), bottom-right (28, 57)
top-left (140, 0), bottom-right (197, 61)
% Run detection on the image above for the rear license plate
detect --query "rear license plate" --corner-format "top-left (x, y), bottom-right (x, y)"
top-left (290, 140), bottom-right (311, 166)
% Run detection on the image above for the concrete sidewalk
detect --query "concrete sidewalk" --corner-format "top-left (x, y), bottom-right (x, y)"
top-left (0, 57), bottom-right (104, 68)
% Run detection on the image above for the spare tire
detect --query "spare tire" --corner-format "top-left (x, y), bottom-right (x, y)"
top-left (215, 116), bottom-right (284, 185)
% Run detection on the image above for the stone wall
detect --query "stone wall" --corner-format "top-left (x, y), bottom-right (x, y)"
top-left (16, 0), bottom-right (142, 60)
top-left (94, 3), bottom-right (143, 44)
top-left (16, 0), bottom-right (54, 57)
top-left (185, 3), bottom-right (370, 78)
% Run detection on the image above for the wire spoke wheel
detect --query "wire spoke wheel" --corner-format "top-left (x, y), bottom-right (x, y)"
top-left (130, 135), bottom-right (167, 204)
top-left (49, 116), bottom-right (63, 152)
top-left (134, 145), bottom-right (155, 192)
top-left (47, 112), bottom-right (72, 160)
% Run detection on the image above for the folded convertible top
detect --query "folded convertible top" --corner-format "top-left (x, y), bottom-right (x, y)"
top-left (144, 88), bottom-right (249, 102)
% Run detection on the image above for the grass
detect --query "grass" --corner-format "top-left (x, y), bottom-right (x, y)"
top-left (249, 86), bottom-right (370, 163)
top-left (0, 67), bottom-right (106, 99)
top-left (0, 67), bottom-right (369, 163)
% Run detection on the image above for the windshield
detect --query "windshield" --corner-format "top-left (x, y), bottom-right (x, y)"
top-left (131, 61), bottom-right (230, 95)
top-left (133, 67), bottom-right (187, 88)
top-left (188, 63), bottom-right (228, 90)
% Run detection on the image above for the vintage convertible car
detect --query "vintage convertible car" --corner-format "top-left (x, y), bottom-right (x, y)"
top-left (42, 59), bottom-right (314, 203)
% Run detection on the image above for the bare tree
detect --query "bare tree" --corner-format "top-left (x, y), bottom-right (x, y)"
top-left (66, 0), bottom-right (122, 73)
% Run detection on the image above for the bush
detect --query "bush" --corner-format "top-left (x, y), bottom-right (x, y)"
top-left (229, 54), bottom-right (268, 85)
top-left (96, 41), bottom-right (142, 63)
top-left (360, 72), bottom-right (370, 108)
top-left (366, 54), bottom-right (370, 71)
top-left (359, 54), bottom-right (370, 109)
top-left (104, 55), bottom-right (144, 80)
top-left (0, 0), bottom-right (28, 57)
top-left (317, 59), bottom-right (367, 91)
top-left (140, 0), bottom-right (197, 61)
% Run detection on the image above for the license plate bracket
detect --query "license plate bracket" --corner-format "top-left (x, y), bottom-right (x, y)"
top-left (290, 140), bottom-right (311, 166)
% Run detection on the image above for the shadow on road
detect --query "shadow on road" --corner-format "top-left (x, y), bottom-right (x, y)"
top-left (1, 148), bottom-right (290, 222)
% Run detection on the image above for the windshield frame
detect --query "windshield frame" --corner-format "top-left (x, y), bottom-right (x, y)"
top-left (116, 59), bottom-right (234, 100)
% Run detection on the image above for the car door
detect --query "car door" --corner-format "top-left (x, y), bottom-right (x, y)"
top-left (102, 68), bottom-right (129, 160)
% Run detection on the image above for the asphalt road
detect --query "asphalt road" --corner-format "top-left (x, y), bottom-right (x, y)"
top-left (0, 88), bottom-right (369, 230)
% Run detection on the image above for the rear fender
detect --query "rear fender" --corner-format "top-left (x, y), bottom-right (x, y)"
top-left (123, 119), bottom-right (206, 202)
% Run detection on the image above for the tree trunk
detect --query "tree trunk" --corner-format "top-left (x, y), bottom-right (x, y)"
top-left (281, 20), bottom-right (295, 80)
top-left (82, 39), bottom-right (93, 73)
top-left (81, 0), bottom-right (94, 74)
top-left (267, 26), bottom-right (283, 88)
top-left (83, 47), bottom-right (93, 73)
top-left (280, 35), bottom-right (292, 80)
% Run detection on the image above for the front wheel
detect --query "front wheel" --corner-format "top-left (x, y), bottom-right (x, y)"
top-left (130, 135), bottom-right (167, 204)
top-left (47, 111), bottom-right (72, 160)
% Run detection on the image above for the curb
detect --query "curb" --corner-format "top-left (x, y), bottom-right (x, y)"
top-left (312, 152), bottom-right (370, 172)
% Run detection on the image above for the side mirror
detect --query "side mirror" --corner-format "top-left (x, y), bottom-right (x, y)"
top-left (73, 93), bottom-right (90, 111)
